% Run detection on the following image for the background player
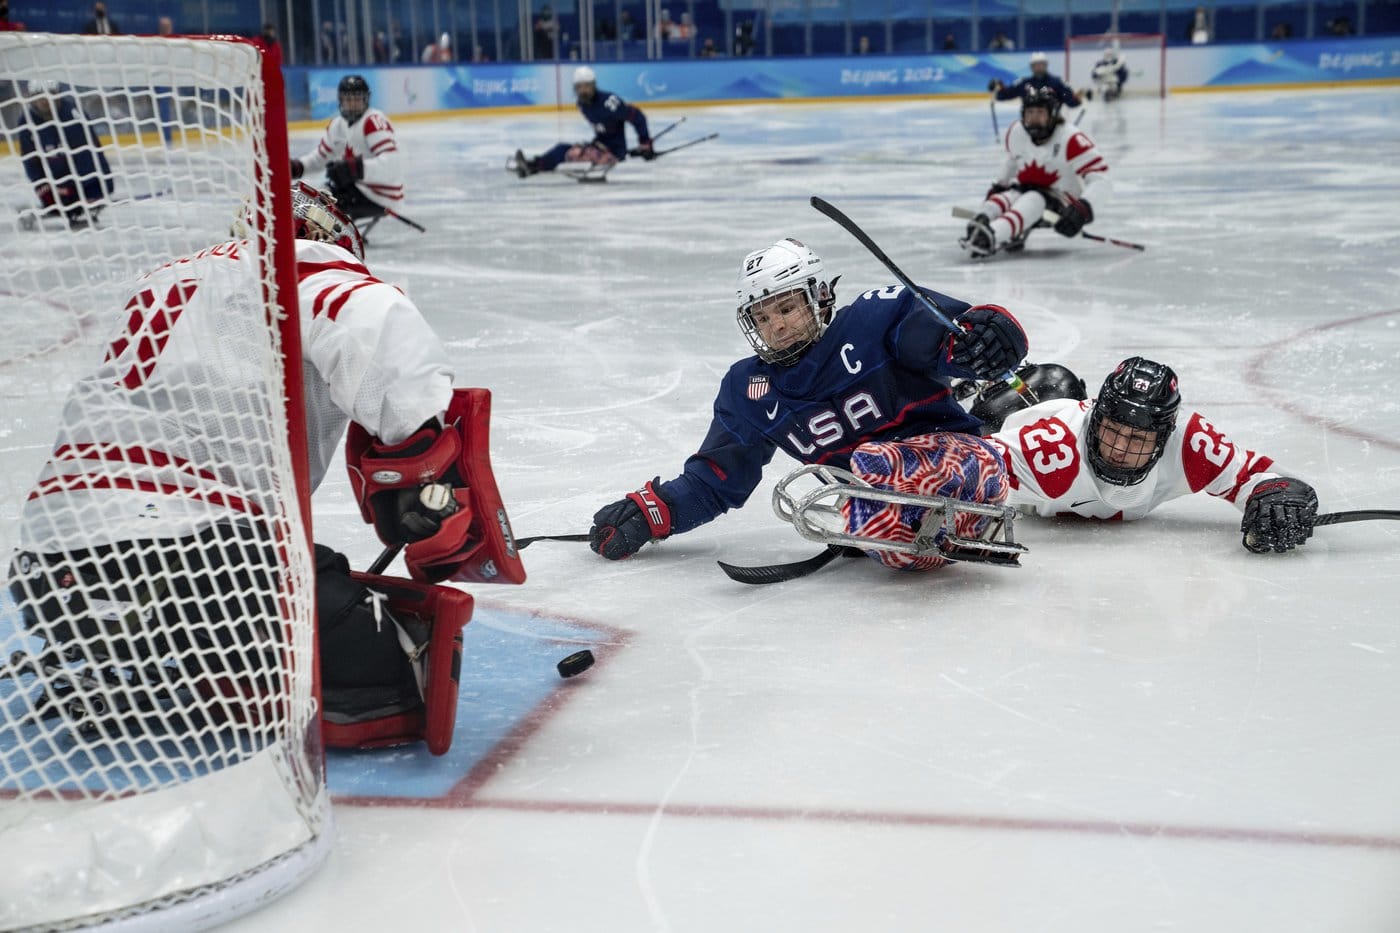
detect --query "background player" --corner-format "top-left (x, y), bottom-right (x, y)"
top-left (984, 357), bottom-right (1319, 553)
top-left (291, 75), bottom-right (404, 222)
top-left (588, 237), bottom-right (1029, 572)
top-left (961, 87), bottom-right (1110, 258)
top-left (17, 80), bottom-right (113, 230)
top-left (512, 65), bottom-right (653, 177)
top-left (991, 51), bottom-right (1082, 109)
top-left (7, 183), bottom-right (521, 750)
top-left (1090, 46), bottom-right (1130, 101)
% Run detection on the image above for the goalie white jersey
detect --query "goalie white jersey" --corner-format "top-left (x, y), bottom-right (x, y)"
top-left (986, 398), bottom-right (1282, 520)
top-left (20, 238), bottom-right (454, 551)
top-left (995, 121), bottom-right (1110, 201)
top-left (298, 108), bottom-right (405, 209)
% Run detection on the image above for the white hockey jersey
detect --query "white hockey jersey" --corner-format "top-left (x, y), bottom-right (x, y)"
top-left (995, 121), bottom-right (1110, 201)
top-left (298, 108), bottom-right (405, 209)
top-left (986, 398), bottom-right (1282, 521)
top-left (20, 238), bottom-right (454, 550)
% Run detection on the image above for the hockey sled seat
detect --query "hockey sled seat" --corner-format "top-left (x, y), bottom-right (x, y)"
top-left (322, 572), bottom-right (473, 756)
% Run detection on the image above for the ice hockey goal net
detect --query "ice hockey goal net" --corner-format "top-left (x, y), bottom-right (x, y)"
top-left (1066, 32), bottom-right (1167, 98)
top-left (0, 33), bottom-right (328, 931)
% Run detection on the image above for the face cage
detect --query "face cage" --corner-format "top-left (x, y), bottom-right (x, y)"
top-left (1086, 406), bottom-right (1173, 486)
top-left (339, 93), bottom-right (368, 124)
top-left (737, 283), bottom-right (825, 367)
top-left (293, 184), bottom-right (365, 260)
top-left (1022, 108), bottom-right (1055, 142)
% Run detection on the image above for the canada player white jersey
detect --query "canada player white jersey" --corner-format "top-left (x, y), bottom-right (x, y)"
top-left (995, 121), bottom-right (1110, 201)
top-left (20, 238), bottom-right (453, 550)
top-left (298, 107), bottom-right (404, 208)
top-left (986, 398), bottom-right (1281, 520)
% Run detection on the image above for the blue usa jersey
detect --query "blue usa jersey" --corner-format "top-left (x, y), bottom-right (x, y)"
top-left (994, 73), bottom-right (1082, 108)
top-left (658, 284), bottom-right (987, 535)
top-left (578, 88), bottom-right (650, 159)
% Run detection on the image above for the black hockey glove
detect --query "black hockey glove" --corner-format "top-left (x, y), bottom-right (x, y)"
top-left (987, 78), bottom-right (1004, 92)
top-left (290, 158), bottom-right (304, 179)
top-left (590, 480), bottom-right (672, 560)
top-left (1241, 477), bottom-right (1318, 553)
top-left (633, 140), bottom-right (656, 160)
top-left (1054, 196), bottom-right (1093, 237)
top-left (949, 305), bottom-right (1029, 381)
top-left (327, 156), bottom-right (364, 189)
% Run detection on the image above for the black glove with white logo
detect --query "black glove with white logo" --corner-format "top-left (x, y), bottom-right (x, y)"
top-left (590, 479), bottom-right (673, 560)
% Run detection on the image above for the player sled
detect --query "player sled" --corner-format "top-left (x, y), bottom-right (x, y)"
top-left (772, 464), bottom-right (1028, 567)
top-left (506, 150), bottom-right (615, 184)
top-left (953, 205), bottom-right (1145, 253)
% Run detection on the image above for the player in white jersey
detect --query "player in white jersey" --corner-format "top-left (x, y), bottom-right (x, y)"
top-left (7, 184), bottom-right (523, 753)
top-left (291, 75), bottom-right (404, 221)
top-left (984, 357), bottom-right (1320, 553)
top-left (1090, 47), bottom-right (1129, 101)
top-left (960, 86), bottom-right (1111, 259)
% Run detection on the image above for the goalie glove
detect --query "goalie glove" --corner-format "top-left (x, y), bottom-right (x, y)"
top-left (948, 304), bottom-right (1028, 381)
top-left (1241, 477), bottom-right (1318, 553)
top-left (347, 422), bottom-right (464, 545)
top-left (590, 480), bottom-right (672, 560)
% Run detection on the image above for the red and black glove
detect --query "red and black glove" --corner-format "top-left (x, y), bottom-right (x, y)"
top-left (1054, 195), bottom-right (1093, 237)
top-left (948, 304), bottom-right (1028, 381)
top-left (327, 156), bottom-right (364, 189)
top-left (290, 158), bottom-right (304, 179)
top-left (589, 480), bottom-right (672, 560)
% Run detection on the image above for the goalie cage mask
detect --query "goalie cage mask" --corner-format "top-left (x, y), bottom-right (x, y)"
top-left (292, 180), bottom-right (365, 260)
top-left (1087, 356), bottom-right (1180, 486)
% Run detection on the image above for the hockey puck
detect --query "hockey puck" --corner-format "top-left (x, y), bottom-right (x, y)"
top-left (556, 649), bottom-right (595, 679)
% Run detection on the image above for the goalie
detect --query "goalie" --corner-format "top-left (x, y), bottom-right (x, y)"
top-left (587, 237), bottom-right (1030, 572)
top-left (6, 184), bottom-right (523, 755)
top-left (961, 87), bottom-right (1111, 258)
top-left (291, 75), bottom-right (404, 222)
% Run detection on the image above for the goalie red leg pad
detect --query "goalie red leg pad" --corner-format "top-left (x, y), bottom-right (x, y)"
top-left (322, 572), bottom-right (474, 756)
top-left (843, 433), bottom-right (1010, 572)
top-left (435, 387), bottom-right (527, 586)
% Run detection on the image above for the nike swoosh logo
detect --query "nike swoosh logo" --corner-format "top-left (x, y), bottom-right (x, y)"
top-left (1070, 499), bottom-right (1097, 508)
top-left (766, 402), bottom-right (780, 420)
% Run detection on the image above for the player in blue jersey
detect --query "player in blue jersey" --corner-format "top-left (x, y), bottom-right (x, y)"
top-left (18, 81), bottom-right (114, 230)
top-left (512, 66), bottom-right (653, 178)
top-left (990, 51), bottom-right (1082, 109)
top-left (588, 237), bottom-right (1030, 571)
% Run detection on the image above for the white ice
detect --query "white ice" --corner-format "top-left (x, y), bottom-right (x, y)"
top-left (14, 87), bottom-right (1400, 931)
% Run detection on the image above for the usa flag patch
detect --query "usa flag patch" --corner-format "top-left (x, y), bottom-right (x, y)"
top-left (747, 376), bottom-right (770, 400)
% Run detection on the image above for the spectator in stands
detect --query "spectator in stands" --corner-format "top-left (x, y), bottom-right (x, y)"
top-left (700, 37), bottom-right (719, 58)
top-left (533, 5), bottom-right (557, 58)
top-left (620, 10), bottom-right (637, 40)
top-left (2, 0), bottom-right (27, 31)
top-left (942, 33), bottom-right (957, 50)
top-left (735, 19), bottom-right (755, 56)
top-left (857, 35), bottom-right (870, 55)
top-left (473, 44), bottom-right (490, 62)
top-left (1188, 7), bottom-right (1210, 44)
top-left (596, 18), bottom-right (616, 40)
top-left (1326, 15), bottom-right (1353, 34)
top-left (157, 16), bottom-right (174, 36)
top-left (320, 21), bottom-right (338, 62)
top-left (658, 8), bottom-right (676, 40)
top-left (1270, 22), bottom-right (1293, 39)
top-left (254, 22), bottom-right (278, 54)
top-left (422, 32), bottom-right (452, 63)
top-left (988, 30), bottom-right (1015, 50)
top-left (83, 2), bottom-right (119, 35)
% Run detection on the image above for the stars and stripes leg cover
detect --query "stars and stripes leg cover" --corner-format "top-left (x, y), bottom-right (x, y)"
top-left (843, 432), bottom-right (1010, 571)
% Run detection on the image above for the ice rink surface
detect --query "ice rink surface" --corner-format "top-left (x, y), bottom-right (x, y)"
top-left (9, 86), bottom-right (1400, 931)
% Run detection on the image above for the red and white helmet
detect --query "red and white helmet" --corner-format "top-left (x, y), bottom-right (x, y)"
top-left (291, 181), bottom-right (364, 260)
top-left (735, 237), bottom-right (837, 366)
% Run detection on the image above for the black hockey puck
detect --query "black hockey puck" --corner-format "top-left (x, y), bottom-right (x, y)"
top-left (556, 649), bottom-right (595, 679)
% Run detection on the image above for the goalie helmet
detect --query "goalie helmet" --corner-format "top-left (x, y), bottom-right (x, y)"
top-left (292, 181), bottom-right (365, 260)
top-left (1087, 357), bottom-right (1180, 486)
top-left (338, 74), bottom-right (370, 124)
top-left (1021, 86), bottom-right (1061, 143)
top-left (735, 237), bottom-right (838, 367)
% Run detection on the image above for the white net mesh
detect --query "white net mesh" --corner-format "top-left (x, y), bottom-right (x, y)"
top-left (1066, 32), bottom-right (1167, 99)
top-left (0, 33), bottom-right (327, 931)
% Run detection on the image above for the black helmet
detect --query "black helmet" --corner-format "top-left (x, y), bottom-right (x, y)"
top-left (337, 74), bottom-right (370, 124)
top-left (1087, 357), bottom-right (1180, 486)
top-left (1021, 86), bottom-right (1060, 143)
top-left (970, 362), bottom-right (1087, 432)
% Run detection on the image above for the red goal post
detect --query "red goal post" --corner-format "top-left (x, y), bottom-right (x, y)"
top-left (0, 32), bottom-right (327, 931)
top-left (1066, 32), bottom-right (1167, 98)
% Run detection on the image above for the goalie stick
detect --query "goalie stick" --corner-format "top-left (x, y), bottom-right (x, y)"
top-left (811, 195), bottom-right (1039, 407)
top-left (366, 533), bottom-right (588, 574)
top-left (951, 205), bottom-right (1146, 252)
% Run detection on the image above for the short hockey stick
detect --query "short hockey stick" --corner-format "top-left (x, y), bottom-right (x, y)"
top-left (812, 196), bottom-right (1039, 406)
top-left (951, 205), bottom-right (1145, 251)
top-left (639, 133), bottom-right (719, 158)
top-left (384, 208), bottom-right (427, 233)
top-left (718, 545), bottom-right (864, 585)
top-left (365, 533), bottom-right (588, 575)
top-left (649, 116), bottom-right (686, 144)
top-left (989, 99), bottom-right (999, 140)
top-left (1314, 509), bottom-right (1400, 527)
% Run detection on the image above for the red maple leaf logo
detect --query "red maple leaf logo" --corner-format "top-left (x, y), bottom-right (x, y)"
top-left (1016, 160), bottom-right (1060, 189)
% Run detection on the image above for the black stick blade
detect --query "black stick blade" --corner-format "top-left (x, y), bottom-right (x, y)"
top-left (717, 545), bottom-right (857, 585)
top-left (1313, 509), bottom-right (1400, 527)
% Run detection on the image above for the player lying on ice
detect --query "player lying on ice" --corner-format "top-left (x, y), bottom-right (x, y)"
top-left (961, 87), bottom-right (1110, 258)
top-left (969, 357), bottom-right (1319, 553)
top-left (588, 237), bottom-right (1033, 572)
top-left (291, 74), bottom-right (404, 223)
top-left (5, 183), bottom-right (522, 755)
top-left (510, 66), bottom-right (654, 178)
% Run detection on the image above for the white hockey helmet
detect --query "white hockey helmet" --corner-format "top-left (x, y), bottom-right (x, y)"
top-left (1029, 51), bottom-right (1049, 69)
top-left (735, 237), bottom-right (837, 366)
top-left (572, 65), bottom-right (597, 87)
